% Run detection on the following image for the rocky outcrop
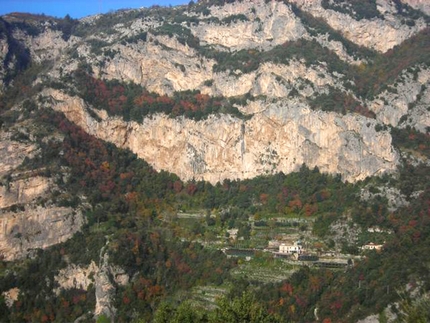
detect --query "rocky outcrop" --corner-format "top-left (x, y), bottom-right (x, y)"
top-left (54, 261), bottom-right (99, 293)
top-left (45, 89), bottom-right (399, 184)
top-left (2, 287), bottom-right (19, 308)
top-left (98, 32), bottom-right (343, 98)
top-left (0, 37), bottom-right (8, 92)
top-left (94, 251), bottom-right (117, 321)
top-left (55, 250), bottom-right (129, 322)
top-left (329, 219), bottom-right (362, 249)
top-left (361, 186), bottom-right (409, 211)
top-left (368, 65), bottom-right (430, 132)
top-left (102, 35), bottom-right (215, 96)
top-left (192, 0), bottom-right (307, 51)
top-left (307, 33), bottom-right (364, 65)
top-left (0, 127), bottom-right (85, 261)
top-left (12, 29), bottom-right (74, 64)
top-left (402, 0), bottom-right (430, 15)
top-left (54, 260), bottom-right (128, 295)
top-left (0, 206), bottom-right (84, 261)
top-left (0, 176), bottom-right (52, 209)
top-left (0, 133), bottom-right (38, 177)
top-left (290, 0), bottom-right (427, 53)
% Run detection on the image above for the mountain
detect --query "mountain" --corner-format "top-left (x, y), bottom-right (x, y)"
top-left (0, 0), bottom-right (429, 322)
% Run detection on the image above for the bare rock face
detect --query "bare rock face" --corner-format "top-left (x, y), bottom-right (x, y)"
top-left (0, 38), bottom-right (8, 92)
top-left (100, 34), bottom-right (342, 98)
top-left (0, 176), bottom-right (52, 209)
top-left (368, 65), bottom-right (430, 132)
top-left (0, 126), bottom-right (85, 261)
top-left (12, 29), bottom-right (74, 63)
top-left (192, 0), bottom-right (307, 51)
top-left (2, 287), bottom-right (19, 308)
top-left (401, 0), bottom-right (430, 15)
top-left (307, 33), bottom-right (364, 65)
top-left (361, 186), bottom-right (409, 212)
top-left (102, 35), bottom-right (215, 96)
top-left (54, 261), bottom-right (99, 293)
top-left (55, 258), bottom-right (129, 321)
top-left (290, 0), bottom-right (427, 53)
top-left (0, 133), bottom-right (38, 177)
top-left (45, 89), bottom-right (399, 184)
top-left (94, 252), bottom-right (117, 320)
top-left (0, 206), bottom-right (84, 261)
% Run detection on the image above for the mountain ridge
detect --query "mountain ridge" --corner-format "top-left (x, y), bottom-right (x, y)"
top-left (2, 0), bottom-right (428, 184)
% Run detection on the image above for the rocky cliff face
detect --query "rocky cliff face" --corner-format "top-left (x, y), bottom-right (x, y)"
top-left (99, 36), bottom-right (345, 98)
top-left (0, 0), bottom-right (427, 187)
top-left (55, 252), bottom-right (129, 321)
top-left (0, 133), bottom-right (38, 177)
top-left (0, 176), bottom-right (52, 208)
top-left (402, 0), bottom-right (430, 15)
top-left (0, 128), bottom-right (84, 260)
top-left (368, 65), bottom-right (430, 131)
top-left (44, 89), bottom-right (399, 184)
top-left (191, 0), bottom-right (307, 51)
top-left (0, 37), bottom-right (8, 92)
top-left (54, 261), bottom-right (99, 293)
top-left (290, 0), bottom-right (428, 52)
top-left (0, 205), bottom-right (84, 261)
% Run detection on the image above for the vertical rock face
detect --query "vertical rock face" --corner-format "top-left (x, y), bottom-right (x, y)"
top-left (0, 206), bottom-right (84, 261)
top-left (0, 176), bottom-right (52, 208)
top-left (2, 287), bottom-right (19, 308)
top-left (401, 0), bottom-right (430, 15)
top-left (0, 131), bottom-right (84, 261)
top-left (45, 89), bottom-right (399, 184)
top-left (54, 261), bottom-right (99, 293)
top-left (368, 66), bottom-right (430, 132)
top-left (0, 38), bottom-right (8, 92)
top-left (290, 0), bottom-right (427, 52)
top-left (12, 29), bottom-right (73, 63)
top-left (0, 134), bottom-right (38, 177)
top-left (103, 36), bottom-right (215, 96)
top-left (192, 0), bottom-right (307, 50)
top-left (94, 252), bottom-right (117, 320)
top-left (55, 259), bottom-right (129, 320)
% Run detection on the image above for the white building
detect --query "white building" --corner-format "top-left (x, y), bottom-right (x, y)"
top-left (361, 242), bottom-right (383, 251)
top-left (279, 241), bottom-right (304, 255)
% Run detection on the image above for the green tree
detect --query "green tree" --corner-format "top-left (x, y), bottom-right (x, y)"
top-left (96, 314), bottom-right (110, 323)
top-left (153, 302), bottom-right (175, 323)
top-left (212, 292), bottom-right (280, 323)
top-left (396, 293), bottom-right (430, 323)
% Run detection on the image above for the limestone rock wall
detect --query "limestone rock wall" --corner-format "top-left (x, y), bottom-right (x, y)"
top-left (100, 33), bottom-right (343, 98)
top-left (402, 0), bottom-right (430, 15)
top-left (290, 0), bottom-right (427, 52)
top-left (102, 35), bottom-right (215, 96)
top-left (368, 65), bottom-right (430, 132)
top-left (0, 206), bottom-right (84, 261)
top-left (54, 261), bottom-right (99, 293)
top-left (55, 253), bottom-right (129, 321)
top-left (0, 176), bottom-right (52, 209)
top-left (0, 37), bottom-right (8, 92)
top-left (0, 125), bottom-right (85, 261)
top-left (11, 29), bottom-right (75, 64)
top-left (192, 0), bottom-right (307, 51)
top-left (0, 133), bottom-right (38, 177)
top-left (45, 89), bottom-right (399, 185)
